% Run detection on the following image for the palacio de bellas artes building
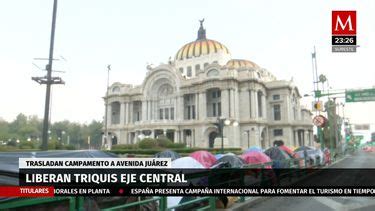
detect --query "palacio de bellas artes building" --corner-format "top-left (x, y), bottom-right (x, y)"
top-left (103, 20), bottom-right (313, 150)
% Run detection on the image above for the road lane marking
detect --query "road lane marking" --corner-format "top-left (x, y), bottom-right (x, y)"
top-left (313, 197), bottom-right (345, 210)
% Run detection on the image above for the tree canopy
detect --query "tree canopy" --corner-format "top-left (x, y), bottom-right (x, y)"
top-left (0, 113), bottom-right (103, 150)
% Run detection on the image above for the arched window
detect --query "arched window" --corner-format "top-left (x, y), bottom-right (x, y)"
top-left (207, 69), bottom-right (219, 77)
top-left (187, 66), bottom-right (192, 77)
top-left (195, 64), bottom-right (200, 71)
top-left (157, 84), bottom-right (175, 120)
top-left (112, 86), bottom-right (120, 93)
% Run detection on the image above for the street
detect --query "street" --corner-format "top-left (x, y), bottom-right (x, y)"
top-left (250, 151), bottom-right (375, 211)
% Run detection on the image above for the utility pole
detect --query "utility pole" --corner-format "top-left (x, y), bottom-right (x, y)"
top-left (32, 0), bottom-right (64, 151)
top-left (103, 65), bottom-right (111, 150)
top-left (311, 47), bottom-right (325, 150)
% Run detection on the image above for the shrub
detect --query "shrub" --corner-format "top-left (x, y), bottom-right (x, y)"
top-left (168, 143), bottom-right (186, 148)
top-left (46, 140), bottom-right (63, 150)
top-left (156, 138), bottom-right (173, 148)
top-left (0, 145), bottom-right (17, 151)
top-left (19, 141), bottom-right (35, 149)
top-left (138, 138), bottom-right (158, 149)
top-left (7, 140), bottom-right (17, 147)
top-left (109, 147), bottom-right (243, 155)
top-left (112, 144), bottom-right (138, 150)
top-left (63, 144), bottom-right (76, 150)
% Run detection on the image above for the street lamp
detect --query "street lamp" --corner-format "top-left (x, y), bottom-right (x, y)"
top-left (214, 117), bottom-right (238, 154)
top-left (61, 131), bottom-right (66, 145)
top-left (243, 128), bottom-right (255, 148)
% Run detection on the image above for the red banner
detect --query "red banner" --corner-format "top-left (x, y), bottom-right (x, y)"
top-left (0, 186), bottom-right (54, 197)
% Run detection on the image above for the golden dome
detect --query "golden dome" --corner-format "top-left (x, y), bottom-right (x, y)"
top-left (226, 59), bottom-right (259, 69)
top-left (175, 39), bottom-right (230, 61)
top-left (175, 19), bottom-right (230, 61)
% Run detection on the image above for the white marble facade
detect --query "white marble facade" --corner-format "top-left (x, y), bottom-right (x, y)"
top-left (103, 22), bottom-right (313, 150)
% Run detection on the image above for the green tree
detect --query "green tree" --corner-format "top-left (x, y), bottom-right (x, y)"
top-left (87, 120), bottom-right (103, 149)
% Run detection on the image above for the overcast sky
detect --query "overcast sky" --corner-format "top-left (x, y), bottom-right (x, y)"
top-left (0, 0), bottom-right (374, 127)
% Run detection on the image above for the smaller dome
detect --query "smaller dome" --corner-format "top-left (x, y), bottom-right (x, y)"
top-left (226, 59), bottom-right (259, 69)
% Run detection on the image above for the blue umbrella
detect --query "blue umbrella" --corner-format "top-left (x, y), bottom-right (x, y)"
top-left (215, 154), bottom-right (224, 160)
top-left (244, 146), bottom-right (262, 154)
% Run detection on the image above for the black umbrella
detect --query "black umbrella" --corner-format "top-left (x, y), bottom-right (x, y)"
top-left (264, 147), bottom-right (289, 160)
top-left (213, 155), bottom-right (245, 168)
top-left (154, 150), bottom-right (181, 161)
top-left (264, 147), bottom-right (290, 169)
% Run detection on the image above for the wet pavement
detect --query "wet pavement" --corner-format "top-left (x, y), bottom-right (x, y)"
top-left (251, 150), bottom-right (375, 211)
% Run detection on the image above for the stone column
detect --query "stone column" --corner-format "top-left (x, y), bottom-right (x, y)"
top-left (303, 130), bottom-right (306, 146)
top-left (174, 130), bottom-right (178, 143)
top-left (147, 100), bottom-right (152, 121)
top-left (142, 101), bottom-right (147, 121)
top-left (153, 100), bottom-right (157, 120)
top-left (234, 88), bottom-right (240, 119)
top-left (192, 129), bottom-right (196, 147)
top-left (221, 89), bottom-right (229, 118)
top-left (124, 102), bottom-right (128, 124)
top-left (195, 93), bottom-right (199, 119)
top-left (254, 90), bottom-right (258, 119)
top-left (262, 94), bottom-right (267, 119)
top-left (145, 101), bottom-right (149, 121)
top-left (198, 92), bottom-right (206, 120)
top-left (176, 96), bottom-right (182, 121)
top-left (239, 89), bottom-right (249, 120)
top-left (129, 102), bottom-right (133, 123)
top-left (174, 97), bottom-right (177, 120)
top-left (120, 102), bottom-right (125, 125)
top-left (230, 89), bottom-right (235, 118)
top-left (107, 103), bottom-right (112, 125)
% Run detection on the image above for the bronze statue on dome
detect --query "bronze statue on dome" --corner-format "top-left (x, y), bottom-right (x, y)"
top-left (199, 18), bottom-right (205, 27)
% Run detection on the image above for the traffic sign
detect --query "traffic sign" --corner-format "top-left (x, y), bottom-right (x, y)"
top-left (312, 101), bottom-right (323, 111)
top-left (313, 115), bottom-right (327, 127)
top-left (346, 88), bottom-right (375, 102)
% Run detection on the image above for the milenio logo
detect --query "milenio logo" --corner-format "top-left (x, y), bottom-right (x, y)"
top-left (332, 11), bottom-right (358, 52)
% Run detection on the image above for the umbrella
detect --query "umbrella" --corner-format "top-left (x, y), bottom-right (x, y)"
top-left (279, 146), bottom-right (297, 158)
top-left (215, 152), bottom-right (236, 160)
top-left (241, 152), bottom-right (275, 185)
top-left (154, 150), bottom-right (180, 161)
top-left (264, 147), bottom-right (291, 160)
top-left (240, 151), bottom-right (272, 167)
top-left (171, 157), bottom-right (204, 168)
top-left (264, 147), bottom-right (291, 168)
top-left (279, 145), bottom-right (303, 167)
top-left (189, 151), bottom-right (217, 168)
top-left (215, 154), bottom-right (224, 160)
top-left (214, 155), bottom-right (245, 168)
top-left (244, 146), bottom-right (262, 154)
